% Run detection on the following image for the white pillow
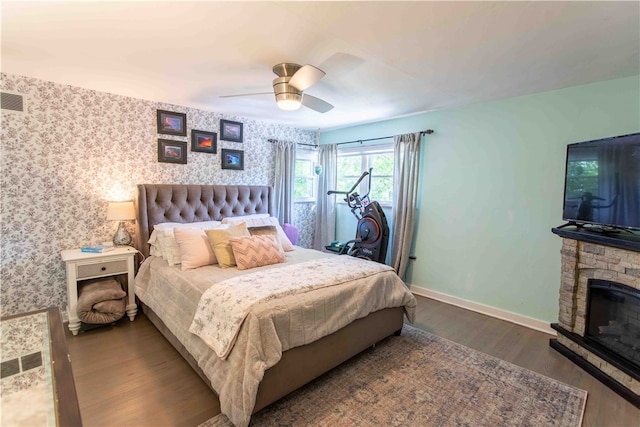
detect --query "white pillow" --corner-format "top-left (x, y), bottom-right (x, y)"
top-left (149, 221), bottom-right (223, 264)
top-left (155, 220), bottom-right (223, 232)
top-left (149, 243), bottom-right (163, 258)
top-left (223, 213), bottom-right (270, 221)
top-left (148, 221), bottom-right (223, 245)
top-left (221, 216), bottom-right (294, 251)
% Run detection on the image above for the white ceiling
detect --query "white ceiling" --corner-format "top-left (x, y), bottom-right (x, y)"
top-left (2, 1), bottom-right (639, 131)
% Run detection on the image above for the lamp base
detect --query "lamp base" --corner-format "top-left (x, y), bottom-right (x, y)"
top-left (113, 221), bottom-right (132, 246)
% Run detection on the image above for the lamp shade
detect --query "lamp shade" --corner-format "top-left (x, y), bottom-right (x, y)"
top-left (106, 201), bottom-right (135, 221)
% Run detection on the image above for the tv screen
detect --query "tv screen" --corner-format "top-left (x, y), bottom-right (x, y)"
top-left (562, 133), bottom-right (640, 231)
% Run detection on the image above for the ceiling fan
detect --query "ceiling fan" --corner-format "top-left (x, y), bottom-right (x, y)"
top-left (220, 63), bottom-right (334, 113)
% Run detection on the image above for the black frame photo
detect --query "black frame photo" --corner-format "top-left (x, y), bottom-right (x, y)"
top-left (158, 139), bottom-right (187, 164)
top-left (191, 129), bottom-right (217, 154)
top-left (157, 110), bottom-right (187, 136)
top-left (221, 149), bottom-right (244, 170)
top-left (220, 119), bottom-right (243, 142)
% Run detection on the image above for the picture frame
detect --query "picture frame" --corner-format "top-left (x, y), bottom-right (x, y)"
top-left (191, 129), bottom-right (217, 154)
top-left (157, 110), bottom-right (187, 136)
top-left (220, 119), bottom-right (243, 142)
top-left (158, 139), bottom-right (187, 164)
top-left (221, 149), bottom-right (244, 170)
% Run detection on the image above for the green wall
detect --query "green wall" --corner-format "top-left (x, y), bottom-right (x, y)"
top-left (321, 76), bottom-right (640, 323)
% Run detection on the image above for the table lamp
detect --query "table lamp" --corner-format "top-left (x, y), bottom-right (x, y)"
top-left (106, 201), bottom-right (136, 246)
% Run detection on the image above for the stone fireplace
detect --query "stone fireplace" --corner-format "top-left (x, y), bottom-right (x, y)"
top-left (551, 228), bottom-right (640, 407)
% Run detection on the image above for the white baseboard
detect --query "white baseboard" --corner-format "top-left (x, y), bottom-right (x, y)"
top-left (410, 285), bottom-right (556, 336)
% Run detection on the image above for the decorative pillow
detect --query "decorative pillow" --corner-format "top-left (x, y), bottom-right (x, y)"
top-left (229, 235), bottom-right (285, 270)
top-left (149, 221), bottom-right (223, 265)
top-left (247, 225), bottom-right (284, 251)
top-left (205, 222), bottom-right (250, 268)
top-left (173, 228), bottom-right (219, 270)
top-left (222, 216), bottom-right (294, 251)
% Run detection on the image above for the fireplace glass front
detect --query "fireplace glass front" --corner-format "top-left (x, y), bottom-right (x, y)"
top-left (586, 279), bottom-right (640, 370)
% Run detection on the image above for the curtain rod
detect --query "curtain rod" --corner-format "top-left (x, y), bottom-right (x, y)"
top-left (335, 129), bottom-right (434, 146)
top-left (268, 129), bottom-right (434, 148)
top-left (267, 138), bottom-right (318, 148)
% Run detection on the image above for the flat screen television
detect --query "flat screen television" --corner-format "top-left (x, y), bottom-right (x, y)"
top-left (562, 132), bottom-right (640, 231)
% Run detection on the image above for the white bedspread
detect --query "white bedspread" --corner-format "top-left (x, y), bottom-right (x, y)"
top-left (190, 256), bottom-right (395, 359)
top-left (135, 248), bottom-right (416, 427)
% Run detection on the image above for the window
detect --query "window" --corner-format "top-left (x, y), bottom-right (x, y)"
top-left (337, 144), bottom-right (394, 205)
top-left (294, 150), bottom-right (317, 202)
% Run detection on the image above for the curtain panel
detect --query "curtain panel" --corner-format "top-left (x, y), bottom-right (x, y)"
top-left (391, 132), bottom-right (423, 279)
top-left (313, 144), bottom-right (338, 250)
top-left (274, 140), bottom-right (297, 224)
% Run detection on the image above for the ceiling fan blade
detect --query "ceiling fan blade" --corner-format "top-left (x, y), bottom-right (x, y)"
top-left (289, 65), bottom-right (325, 91)
top-left (301, 94), bottom-right (334, 113)
top-left (220, 92), bottom-right (272, 98)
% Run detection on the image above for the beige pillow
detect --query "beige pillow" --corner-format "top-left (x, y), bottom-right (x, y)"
top-left (248, 225), bottom-right (284, 251)
top-left (205, 222), bottom-right (250, 268)
top-left (222, 216), bottom-right (294, 251)
top-left (173, 228), bottom-right (219, 270)
top-left (229, 235), bottom-right (285, 270)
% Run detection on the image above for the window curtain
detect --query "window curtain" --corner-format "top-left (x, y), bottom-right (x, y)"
top-left (313, 144), bottom-right (338, 250)
top-left (391, 132), bottom-right (423, 279)
top-left (274, 140), bottom-right (297, 224)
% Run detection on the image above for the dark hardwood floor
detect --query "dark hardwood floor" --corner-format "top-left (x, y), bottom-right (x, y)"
top-left (65, 296), bottom-right (640, 426)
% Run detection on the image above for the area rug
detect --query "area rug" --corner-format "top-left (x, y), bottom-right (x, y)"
top-left (200, 325), bottom-right (587, 427)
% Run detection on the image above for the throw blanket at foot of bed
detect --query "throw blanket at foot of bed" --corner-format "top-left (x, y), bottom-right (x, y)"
top-left (190, 256), bottom-right (397, 359)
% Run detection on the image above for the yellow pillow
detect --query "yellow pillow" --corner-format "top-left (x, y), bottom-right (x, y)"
top-left (205, 222), bottom-right (250, 268)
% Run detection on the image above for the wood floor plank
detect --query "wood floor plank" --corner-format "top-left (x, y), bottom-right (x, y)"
top-left (65, 295), bottom-right (639, 426)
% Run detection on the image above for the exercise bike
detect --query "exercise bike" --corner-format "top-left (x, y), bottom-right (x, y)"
top-left (327, 168), bottom-right (389, 264)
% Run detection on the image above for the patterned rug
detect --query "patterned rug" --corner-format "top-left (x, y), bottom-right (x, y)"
top-left (200, 325), bottom-right (587, 427)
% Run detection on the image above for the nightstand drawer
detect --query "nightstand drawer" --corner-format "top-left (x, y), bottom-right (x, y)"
top-left (77, 259), bottom-right (128, 279)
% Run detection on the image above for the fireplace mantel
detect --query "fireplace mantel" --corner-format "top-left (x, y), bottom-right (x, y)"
top-left (552, 226), bottom-right (640, 252)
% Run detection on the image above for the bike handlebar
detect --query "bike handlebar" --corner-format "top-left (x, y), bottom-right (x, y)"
top-left (327, 170), bottom-right (370, 196)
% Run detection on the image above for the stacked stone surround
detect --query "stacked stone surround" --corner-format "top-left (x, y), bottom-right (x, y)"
top-left (557, 238), bottom-right (640, 396)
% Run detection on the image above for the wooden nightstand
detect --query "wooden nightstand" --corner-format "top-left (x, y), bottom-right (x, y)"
top-left (61, 246), bottom-right (138, 335)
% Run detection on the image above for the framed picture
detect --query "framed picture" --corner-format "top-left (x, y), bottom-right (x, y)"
top-left (157, 110), bottom-right (187, 136)
top-left (221, 149), bottom-right (244, 170)
top-left (158, 139), bottom-right (187, 164)
top-left (191, 129), bottom-right (217, 154)
top-left (220, 119), bottom-right (243, 142)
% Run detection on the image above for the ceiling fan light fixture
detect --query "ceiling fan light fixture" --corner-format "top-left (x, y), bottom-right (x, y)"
top-left (275, 92), bottom-right (302, 111)
top-left (277, 99), bottom-right (301, 111)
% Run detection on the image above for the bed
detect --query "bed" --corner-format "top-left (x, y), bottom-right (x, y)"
top-left (134, 184), bottom-right (416, 426)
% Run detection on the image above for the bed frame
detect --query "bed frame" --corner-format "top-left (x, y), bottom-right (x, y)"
top-left (134, 184), bottom-right (404, 415)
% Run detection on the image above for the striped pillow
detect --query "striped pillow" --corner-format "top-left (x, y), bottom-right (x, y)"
top-left (229, 235), bottom-right (285, 270)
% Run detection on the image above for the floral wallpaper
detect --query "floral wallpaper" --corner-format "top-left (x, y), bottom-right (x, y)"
top-left (0, 73), bottom-right (317, 317)
top-left (293, 202), bottom-right (316, 248)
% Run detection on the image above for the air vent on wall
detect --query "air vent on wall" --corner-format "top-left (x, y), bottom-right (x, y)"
top-left (1, 91), bottom-right (26, 114)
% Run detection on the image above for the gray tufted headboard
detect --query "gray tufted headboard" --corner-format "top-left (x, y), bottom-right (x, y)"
top-left (135, 184), bottom-right (274, 258)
